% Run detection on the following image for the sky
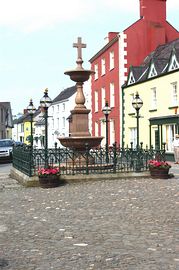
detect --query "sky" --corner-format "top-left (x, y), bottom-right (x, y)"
top-left (0, 0), bottom-right (179, 115)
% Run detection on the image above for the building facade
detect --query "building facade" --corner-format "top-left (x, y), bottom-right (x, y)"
top-left (0, 102), bottom-right (13, 139)
top-left (48, 82), bottom-right (91, 148)
top-left (123, 38), bottom-right (179, 160)
top-left (89, 0), bottom-right (179, 147)
top-left (48, 86), bottom-right (76, 148)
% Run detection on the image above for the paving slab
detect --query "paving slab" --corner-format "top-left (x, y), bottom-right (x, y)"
top-left (0, 176), bottom-right (178, 269)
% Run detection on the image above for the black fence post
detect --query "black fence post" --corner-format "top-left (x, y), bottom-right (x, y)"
top-left (54, 142), bottom-right (58, 163)
top-left (29, 146), bottom-right (32, 177)
top-left (85, 143), bottom-right (89, 175)
top-left (113, 142), bottom-right (117, 173)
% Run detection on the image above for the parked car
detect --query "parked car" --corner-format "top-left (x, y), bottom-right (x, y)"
top-left (0, 139), bottom-right (14, 162)
top-left (14, 141), bottom-right (25, 146)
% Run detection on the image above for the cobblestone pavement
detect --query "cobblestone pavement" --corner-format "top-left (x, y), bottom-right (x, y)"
top-left (0, 177), bottom-right (179, 270)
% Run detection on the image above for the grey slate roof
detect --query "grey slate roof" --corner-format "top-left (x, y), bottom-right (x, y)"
top-left (34, 117), bottom-right (45, 126)
top-left (126, 38), bottom-right (179, 86)
top-left (13, 109), bottom-right (41, 124)
top-left (52, 85), bottom-right (76, 103)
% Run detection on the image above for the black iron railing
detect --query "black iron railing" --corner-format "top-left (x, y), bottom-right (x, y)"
top-left (12, 143), bottom-right (166, 177)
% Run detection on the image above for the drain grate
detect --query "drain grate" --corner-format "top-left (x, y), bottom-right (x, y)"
top-left (0, 258), bottom-right (8, 268)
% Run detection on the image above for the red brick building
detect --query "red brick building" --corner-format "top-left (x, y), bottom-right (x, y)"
top-left (89, 0), bottom-right (179, 146)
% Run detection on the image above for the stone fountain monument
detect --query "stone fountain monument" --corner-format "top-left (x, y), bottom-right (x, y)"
top-left (58, 37), bottom-right (103, 151)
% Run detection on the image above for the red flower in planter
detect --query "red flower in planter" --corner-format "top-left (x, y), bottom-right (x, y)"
top-left (148, 160), bottom-right (171, 169)
top-left (38, 166), bottom-right (60, 176)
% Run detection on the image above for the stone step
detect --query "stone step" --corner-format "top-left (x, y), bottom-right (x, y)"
top-left (0, 175), bottom-right (21, 190)
top-left (3, 184), bottom-right (21, 189)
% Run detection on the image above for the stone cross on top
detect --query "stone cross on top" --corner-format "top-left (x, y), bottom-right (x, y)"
top-left (73, 37), bottom-right (86, 60)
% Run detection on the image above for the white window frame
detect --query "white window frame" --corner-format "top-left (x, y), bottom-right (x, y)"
top-left (110, 82), bottom-right (115, 107)
top-left (130, 127), bottom-right (137, 148)
top-left (101, 120), bottom-right (106, 147)
top-left (94, 91), bottom-right (98, 112)
top-left (169, 55), bottom-right (179, 71)
top-left (62, 117), bottom-right (65, 128)
top-left (94, 64), bottom-right (99, 80)
top-left (150, 87), bottom-right (157, 110)
top-left (148, 63), bottom-right (157, 78)
top-left (101, 87), bottom-right (106, 110)
top-left (130, 93), bottom-right (135, 113)
top-left (101, 58), bottom-right (106, 75)
top-left (128, 72), bottom-right (135, 85)
top-left (110, 119), bottom-right (115, 146)
top-left (95, 122), bottom-right (99, 136)
top-left (109, 51), bottom-right (114, 70)
top-left (165, 124), bottom-right (177, 151)
top-left (57, 118), bottom-right (60, 129)
top-left (171, 82), bottom-right (178, 107)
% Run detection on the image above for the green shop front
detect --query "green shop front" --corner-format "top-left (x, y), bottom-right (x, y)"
top-left (149, 115), bottom-right (179, 161)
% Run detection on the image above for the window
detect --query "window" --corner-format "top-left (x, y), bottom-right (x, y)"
top-left (21, 124), bottom-right (24, 132)
top-left (57, 105), bottom-right (59, 112)
top-left (128, 72), bottom-right (135, 85)
top-left (52, 118), bottom-right (54, 129)
top-left (101, 58), bottom-right (106, 75)
top-left (168, 55), bottom-right (179, 71)
top-left (130, 128), bottom-right (137, 148)
top-left (148, 64), bottom-right (157, 78)
top-left (62, 117), bottom-right (65, 128)
top-left (109, 51), bottom-right (114, 70)
top-left (130, 93), bottom-right (135, 113)
top-left (95, 122), bottom-right (99, 136)
top-left (57, 118), bottom-right (59, 129)
top-left (171, 82), bottom-right (178, 106)
top-left (94, 64), bottom-right (98, 80)
top-left (110, 82), bottom-right (115, 107)
top-left (101, 87), bottom-right (105, 109)
top-left (62, 103), bottom-right (65, 112)
top-left (94, 91), bottom-right (98, 112)
top-left (165, 124), bottom-right (177, 151)
top-left (150, 87), bottom-right (157, 110)
top-left (101, 120), bottom-right (106, 147)
top-left (110, 120), bottom-right (115, 145)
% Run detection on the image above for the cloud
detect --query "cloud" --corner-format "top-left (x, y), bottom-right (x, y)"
top-left (0, 0), bottom-right (138, 32)
top-left (0, 0), bottom-right (91, 32)
top-left (168, 0), bottom-right (179, 10)
top-left (0, 0), bottom-right (178, 33)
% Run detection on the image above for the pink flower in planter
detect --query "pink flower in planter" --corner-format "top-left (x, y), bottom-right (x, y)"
top-left (38, 167), bottom-right (60, 176)
top-left (148, 160), bottom-right (171, 169)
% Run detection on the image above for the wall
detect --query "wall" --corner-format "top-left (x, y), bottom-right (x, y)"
top-left (123, 70), bottom-right (179, 148)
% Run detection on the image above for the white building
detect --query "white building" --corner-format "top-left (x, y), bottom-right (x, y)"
top-left (33, 110), bottom-right (45, 148)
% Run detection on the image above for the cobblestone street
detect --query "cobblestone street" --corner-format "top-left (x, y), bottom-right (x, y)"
top-left (0, 177), bottom-right (179, 270)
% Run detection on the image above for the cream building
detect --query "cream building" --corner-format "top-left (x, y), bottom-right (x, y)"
top-left (123, 38), bottom-right (179, 161)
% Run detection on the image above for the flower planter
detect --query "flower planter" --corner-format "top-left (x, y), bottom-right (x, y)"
top-left (149, 168), bottom-right (170, 179)
top-left (39, 175), bottom-right (60, 188)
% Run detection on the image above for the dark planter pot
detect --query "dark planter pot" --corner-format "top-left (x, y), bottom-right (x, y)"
top-left (39, 175), bottom-right (60, 188)
top-left (149, 168), bottom-right (170, 179)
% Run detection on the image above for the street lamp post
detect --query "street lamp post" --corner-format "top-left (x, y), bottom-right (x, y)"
top-left (40, 88), bottom-right (52, 168)
top-left (132, 92), bottom-right (143, 172)
top-left (27, 99), bottom-right (36, 148)
top-left (102, 101), bottom-right (111, 163)
top-left (132, 92), bottom-right (143, 150)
